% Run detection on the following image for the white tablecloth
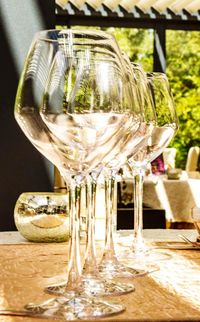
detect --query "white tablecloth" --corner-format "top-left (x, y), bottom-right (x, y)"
top-left (120, 176), bottom-right (200, 222)
top-left (0, 229), bottom-right (198, 244)
top-left (143, 177), bottom-right (200, 222)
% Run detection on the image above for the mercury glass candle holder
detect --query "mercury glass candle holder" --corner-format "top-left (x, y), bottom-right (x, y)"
top-left (14, 192), bottom-right (69, 242)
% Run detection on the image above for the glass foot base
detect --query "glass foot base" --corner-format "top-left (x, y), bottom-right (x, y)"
top-left (117, 239), bottom-right (171, 264)
top-left (129, 250), bottom-right (171, 263)
top-left (45, 278), bottom-right (135, 296)
top-left (25, 296), bottom-right (125, 320)
top-left (98, 261), bottom-right (147, 279)
top-left (118, 248), bottom-right (170, 270)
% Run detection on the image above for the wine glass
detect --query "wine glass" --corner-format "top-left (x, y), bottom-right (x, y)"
top-left (42, 31), bottom-right (139, 298)
top-left (120, 72), bottom-right (178, 265)
top-left (98, 63), bottom-right (157, 278)
top-left (14, 29), bottom-right (141, 319)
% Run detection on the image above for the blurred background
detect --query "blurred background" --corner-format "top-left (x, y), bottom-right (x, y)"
top-left (0, 0), bottom-right (199, 230)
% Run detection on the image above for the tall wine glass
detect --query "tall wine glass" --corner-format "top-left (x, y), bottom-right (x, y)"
top-left (122, 72), bottom-right (178, 264)
top-left (42, 32), bottom-right (139, 298)
top-left (14, 29), bottom-right (141, 320)
top-left (98, 63), bottom-right (157, 278)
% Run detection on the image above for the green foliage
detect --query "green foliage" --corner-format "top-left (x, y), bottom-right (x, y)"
top-left (166, 30), bottom-right (200, 169)
top-left (105, 27), bottom-right (153, 72)
top-left (57, 26), bottom-right (200, 168)
top-left (107, 28), bottom-right (200, 169)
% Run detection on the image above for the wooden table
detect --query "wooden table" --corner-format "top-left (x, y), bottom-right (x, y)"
top-left (0, 230), bottom-right (200, 321)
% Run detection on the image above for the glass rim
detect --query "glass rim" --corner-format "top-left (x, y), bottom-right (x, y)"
top-left (34, 28), bottom-right (115, 43)
top-left (147, 72), bottom-right (167, 79)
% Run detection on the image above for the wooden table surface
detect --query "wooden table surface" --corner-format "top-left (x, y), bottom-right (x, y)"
top-left (0, 230), bottom-right (200, 321)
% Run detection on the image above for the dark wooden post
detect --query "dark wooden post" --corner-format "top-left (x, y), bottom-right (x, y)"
top-left (153, 26), bottom-right (166, 72)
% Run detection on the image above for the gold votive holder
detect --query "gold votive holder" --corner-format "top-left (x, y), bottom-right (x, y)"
top-left (14, 192), bottom-right (69, 242)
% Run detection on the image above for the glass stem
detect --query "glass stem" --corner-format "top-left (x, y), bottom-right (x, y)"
top-left (101, 175), bottom-right (118, 262)
top-left (65, 181), bottom-right (82, 291)
top-left (82, 176), bottom-right (98, 275)
top-left (133, 168), bottom-right (145, 250)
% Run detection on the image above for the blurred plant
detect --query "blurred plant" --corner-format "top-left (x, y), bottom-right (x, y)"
top-left (109, 28), bottom-right (200, 169)
top-left (166, 30), bottom-right (200, 169)
top-left (106, 27), bottom-right (153, 72)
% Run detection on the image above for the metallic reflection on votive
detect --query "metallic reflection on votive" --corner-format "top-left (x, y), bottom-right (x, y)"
top-left (14, 192), bottom-right (69, 242)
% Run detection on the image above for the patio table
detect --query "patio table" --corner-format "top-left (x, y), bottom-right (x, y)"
top-left (143, 177), bottom-right (200, 223)
top-left (120, 176), bottom-right (200, 223)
